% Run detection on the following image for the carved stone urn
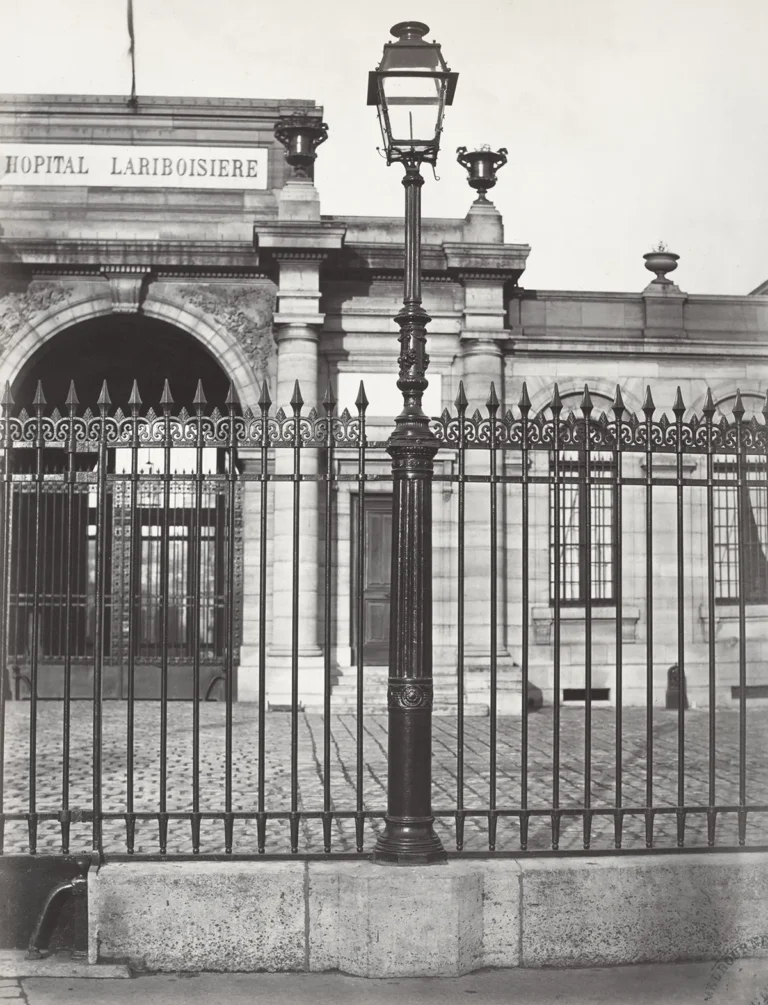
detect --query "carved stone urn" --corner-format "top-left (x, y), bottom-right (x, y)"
top-left (643, 249), bottom-right (679, 284)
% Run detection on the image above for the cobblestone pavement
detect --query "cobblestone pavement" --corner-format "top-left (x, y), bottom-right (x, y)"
top-left (2, 703), bottom-right (767, 855)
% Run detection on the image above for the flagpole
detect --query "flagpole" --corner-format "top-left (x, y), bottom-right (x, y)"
top-left (127, 0), bottom-right (138, 110)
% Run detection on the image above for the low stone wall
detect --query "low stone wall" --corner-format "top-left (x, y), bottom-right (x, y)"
top-left (88, 852), bottom-right (768, 977)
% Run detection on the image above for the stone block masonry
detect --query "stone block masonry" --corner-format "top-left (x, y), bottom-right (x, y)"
top-left (88, 853), bottom-right (768, 976)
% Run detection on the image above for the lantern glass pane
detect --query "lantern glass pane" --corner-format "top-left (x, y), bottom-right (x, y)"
top-left (381, 74), bottom-right (444, 146)
top-left (380, 40), bottom-right (441, 74)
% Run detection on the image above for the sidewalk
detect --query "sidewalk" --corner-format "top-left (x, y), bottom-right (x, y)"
top-left (5, 962), bottom-right (768, 1005)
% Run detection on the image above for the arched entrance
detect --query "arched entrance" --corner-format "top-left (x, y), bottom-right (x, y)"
top-left (11, 313), bottom-right (232, 408)
top-left (7, 315), bottom-right (241, 700)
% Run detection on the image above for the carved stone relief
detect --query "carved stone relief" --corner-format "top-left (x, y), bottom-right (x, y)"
top-left (0, 281), bottom-right (74, 347)
top-left (175, 283), bottom-right (277, 378)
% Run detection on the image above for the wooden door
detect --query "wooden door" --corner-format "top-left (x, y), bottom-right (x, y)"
top-left (351, 495), bottom-right (392, 666)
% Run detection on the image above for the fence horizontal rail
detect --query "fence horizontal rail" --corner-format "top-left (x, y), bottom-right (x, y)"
top-left (0, 378), bottom-right (767, 857)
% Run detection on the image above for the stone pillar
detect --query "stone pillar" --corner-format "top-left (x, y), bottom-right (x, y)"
top-left (237, 452), bottom-right (271, 703)
top-left (238, 247), bottom-right (327, 707)
top-left (268, 320), bottom-right (323, 705)
top-left (458, 257), bottom-right (522, 713)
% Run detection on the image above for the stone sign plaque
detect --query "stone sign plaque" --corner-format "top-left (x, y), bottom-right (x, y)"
top-left (0, 144), bottom-right (269, 189)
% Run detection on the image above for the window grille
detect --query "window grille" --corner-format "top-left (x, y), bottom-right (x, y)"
top-left (714, 457), bottom-right (768, 604)
top-left (550, 449), bottom-right (615, 605)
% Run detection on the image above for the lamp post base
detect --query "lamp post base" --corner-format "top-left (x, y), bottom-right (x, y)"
top-left (371, 817), bottom-right (447, 865)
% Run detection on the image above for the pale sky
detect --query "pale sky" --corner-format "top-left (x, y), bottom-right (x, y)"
top-left (0, 0), bottom-right (766, 296)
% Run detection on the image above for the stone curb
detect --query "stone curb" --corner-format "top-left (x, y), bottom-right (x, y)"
top-left (87, 852), bottom-right (768, 977)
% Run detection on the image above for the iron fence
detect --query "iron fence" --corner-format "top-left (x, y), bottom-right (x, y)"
top-left (0, 378), bottom-right (767, 857)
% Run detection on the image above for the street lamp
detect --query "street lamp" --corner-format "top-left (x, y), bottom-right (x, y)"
top-left (367, 21), bottom-right (457, 167)
top-left (367, 22), bottom-right (457, 865)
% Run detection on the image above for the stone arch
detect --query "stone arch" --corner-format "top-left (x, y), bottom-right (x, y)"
top-left (689, 381), bottom-right (767, 421)
top-left (527, 378), bottom-right (643, 418)
top-left (0, 282), bottom-right (263, 405)
top-left (142, 289), bottom-right (264, 405)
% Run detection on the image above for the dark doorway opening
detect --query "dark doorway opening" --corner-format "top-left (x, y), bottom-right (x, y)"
top-left (12, 313), bottom-right (231, 409)
top-left (7, 316), bottom-right (237, 700)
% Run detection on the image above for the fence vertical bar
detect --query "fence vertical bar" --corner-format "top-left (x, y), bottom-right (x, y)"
top-left (673, 387), bottom-right (687, 847)
top-left (519, 383), bottom-right (531, 850)
top-left (455, 382), bottom-right (467, 851)
top-left (157, 380), bottom-right (173, 854)
top-left (26, 382), bottom-right (46, 853)
top-left (190, 381), bottom-right (206, 853)
top-left (125, 381), bottom-right (141, 855)
top-left (289, 381), bottom-right (303, 854)
top-left (354, 383), bottom-right (368, 852)
top-left (92, 381), bottom-right (110, 856)
top-left (581, 386), bottom-right (594, 849)
top-left (643, 387), bottom-right (656, 847)
top-left (550, 385), bottom-right (563, 849)
top-left (732, 390), bottom-right (748, 846)
top-left (224, 384), bottom-right (238, 854)
top-left (612, 386), bottom-right (626, 848)
top-left (371, 158), bottom-right (445, 865)
top-left (60, 382), bottom-right (79, 854)
top-left (321, 385), bottom-right (336, 853)
top-left (703, 389), bottom-right (717, 845)
top-left (0, 383), bottom-right (13, 854)
top-left (257, 383), bottom-right (271, 853)
top-left (488, 383), bottom-right (499, 850)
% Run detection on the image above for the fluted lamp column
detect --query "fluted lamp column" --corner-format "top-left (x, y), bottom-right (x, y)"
top-left (367, 20), bottom-right (458, 864)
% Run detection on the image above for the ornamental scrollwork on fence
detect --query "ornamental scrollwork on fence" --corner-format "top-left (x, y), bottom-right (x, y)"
top-left (1, 381), bottom-right (765, 457)
top-left (428, 396), bottom-right (766, 458)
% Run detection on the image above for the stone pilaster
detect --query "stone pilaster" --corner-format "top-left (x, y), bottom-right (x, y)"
top-left (247, 220), bottom-right (344, 708)
top-left (458, 265), bottom-right (523, 714)
top-left (239, 248), bottom-right (329, 706)
top-left (266, 319), bottom-right (324, 706)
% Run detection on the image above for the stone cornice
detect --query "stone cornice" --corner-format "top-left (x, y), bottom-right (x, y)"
top-left (511, 335), bottom-right (768, 360)
top-left (0, 94), bottom-right (321, 132)
top-left (1, 238), bottom-right (260, 271)
top-left (0, 93), bottom-right (319, 112)
top-left (254, 222), bottom-right (346, 252)
top-left (326, 243), bottom-right (527, 281)
top-left (442, 243), bottom-right (530, 275)
top-left (516, 288), bottom-right (644, 303)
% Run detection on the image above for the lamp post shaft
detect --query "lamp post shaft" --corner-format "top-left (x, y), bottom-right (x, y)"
top-left (372, 161), bottom-right (446, 864)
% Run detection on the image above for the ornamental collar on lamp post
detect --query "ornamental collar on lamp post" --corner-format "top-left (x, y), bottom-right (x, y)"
top-left (456, 145), bottom-right (508, 201)
top-left (274, 113), bottom-right (329, 180)
top-left (367, 21), bottom-right (458, 168)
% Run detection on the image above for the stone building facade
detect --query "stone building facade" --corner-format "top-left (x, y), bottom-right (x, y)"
top-left (0, 94), bottom-right (766, 711)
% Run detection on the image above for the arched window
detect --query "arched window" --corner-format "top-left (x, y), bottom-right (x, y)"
top-left (711, 394), bottom-right (768, 604)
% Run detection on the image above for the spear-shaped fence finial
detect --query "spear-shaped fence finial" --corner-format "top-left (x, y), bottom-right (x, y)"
top-left (193, 379), bottom-right (207, 407)
top-left (355, 381), bottom-right (369, 414)
top-left (518, 382), bottom-right (531, 417)
top-left (642, 386), bottom-right (655, 419)
top-left (454, 381), bottom-right (468, 413)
